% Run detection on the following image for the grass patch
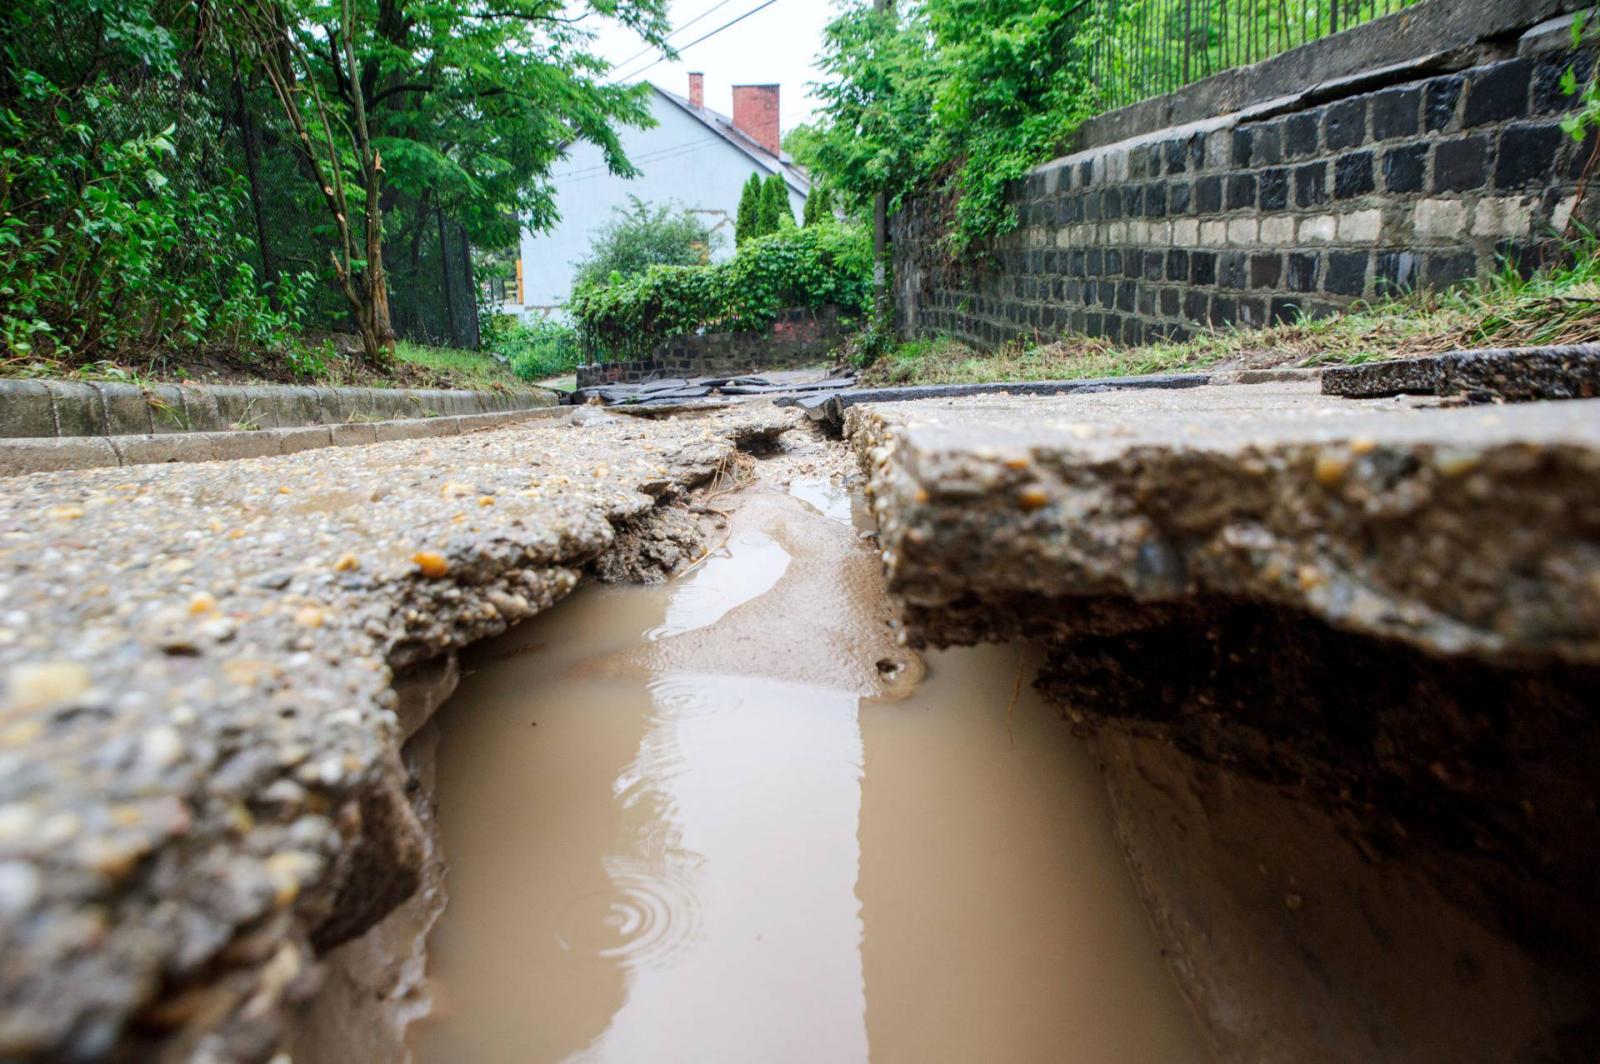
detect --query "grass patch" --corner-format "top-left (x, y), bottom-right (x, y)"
top-left (392, 341), bottom-right (524, 389)
top-left (860, 249), bottom-right (1600, 387)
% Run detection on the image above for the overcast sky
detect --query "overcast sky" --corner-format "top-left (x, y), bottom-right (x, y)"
top-left (583, 0), bottom-right (835, 132)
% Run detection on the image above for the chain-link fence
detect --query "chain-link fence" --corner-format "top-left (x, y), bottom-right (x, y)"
top-left (1080, 0), bottom-right (1421, 112)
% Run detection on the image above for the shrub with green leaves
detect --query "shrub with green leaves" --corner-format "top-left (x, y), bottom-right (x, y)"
top-left (568, 223), bottom-right (871, 361)
top-left (572, 197), bottom-right (722, 289)
top-left (483, 315), bottom-right (583, 381)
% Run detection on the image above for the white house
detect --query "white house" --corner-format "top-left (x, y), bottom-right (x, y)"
top-left (511, 74), bottom-right (809, 315)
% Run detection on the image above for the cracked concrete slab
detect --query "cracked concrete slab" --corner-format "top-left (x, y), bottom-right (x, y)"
top-left (848, 381), bottom-right (1600, 1062)
top-left (849, 381), bottom-right (1600, 664)
top-left (0, 406), bottom-right (790, 1062)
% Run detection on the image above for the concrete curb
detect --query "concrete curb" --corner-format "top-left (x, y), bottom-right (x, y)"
top-left (0, 408), bottom-right (566, 477)
top-left (0, 378), bottom-right (558, 439)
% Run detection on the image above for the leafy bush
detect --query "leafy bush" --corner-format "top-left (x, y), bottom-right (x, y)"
top-left (484, 315), bottom-right (582, 381)
top-left (0, 5), bottom-right (309, 363)
top-left (569, 223), bottom-right (871, 361)
top-left (572, 197), bottom-right (722, 289)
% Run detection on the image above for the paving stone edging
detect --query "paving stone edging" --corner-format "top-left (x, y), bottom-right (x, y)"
top-left (0, 409), bottom-right (566, 477)
top-left (0, 378), bottom-right (557, 439)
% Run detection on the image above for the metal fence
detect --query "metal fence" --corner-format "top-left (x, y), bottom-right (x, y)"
top-left (232, 93), bottom-right (481, 351)
top-left (1080, 0), bottom-right (1421, 112)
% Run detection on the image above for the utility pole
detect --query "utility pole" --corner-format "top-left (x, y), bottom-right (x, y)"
top-left (873, 0), bottom-right (892, 326)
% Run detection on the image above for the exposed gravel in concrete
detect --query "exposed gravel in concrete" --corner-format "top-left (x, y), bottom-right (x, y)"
top-left (1321, 343), bottom-right (1600, 402)
top-left (0, 406), bottom-right (789, 1062)
top-left (849, 381), bottom-right (1600, 664)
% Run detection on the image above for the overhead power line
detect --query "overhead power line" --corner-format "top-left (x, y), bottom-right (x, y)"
top-left (607, 0), bottom-right (744, 76)
top-left (610, 0), bottom-right (788, 84)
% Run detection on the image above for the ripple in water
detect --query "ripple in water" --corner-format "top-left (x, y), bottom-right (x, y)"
top-left (555, 856), bottom-right (701, 971)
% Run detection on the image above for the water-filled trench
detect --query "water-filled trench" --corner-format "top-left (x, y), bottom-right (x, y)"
top-left (407, 474), bottom-right (1207, 1063)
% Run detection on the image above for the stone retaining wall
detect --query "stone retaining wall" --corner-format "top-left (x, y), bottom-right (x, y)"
top-left (893, 11), bottom-right (1596, 349)
top-left (577, 305), bottom-right (853, 387)
top-left (0, 379), bottom-right (555, 439)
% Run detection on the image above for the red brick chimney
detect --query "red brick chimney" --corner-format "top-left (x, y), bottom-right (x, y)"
top-left (731, 84), bottom-right (781, 157)
top-left (688, 72), bottom-right (704, 109)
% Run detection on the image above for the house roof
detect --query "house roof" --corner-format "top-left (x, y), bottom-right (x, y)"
top-left (652, 85), bottom-right (810, 198)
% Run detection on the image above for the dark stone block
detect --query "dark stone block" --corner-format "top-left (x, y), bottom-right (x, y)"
top-left (1334, 151), bottom-right (1376, 199)
top-left (1087, 248), bottom-right (1104, 275)
top-left (1376, 250), bottom-right (1420, 294)
top-left (1183, 290), bottom-right (1210, 322)
top-left (1464, 59), bottom-right (1531, 128)
top-left (1259, 168), bottom-right (1289, 211)
top-left (1211, 296), bottom-right (1238, 326)
top-left (1324, 98), bottom-right (1367, 150)
top-left (1324, 251), bottom-right (1369, 296)
top-left (1163, 139), bottom-right (1188, 174)
top-left (1232, 129), bottom-right (1253, 168)
top-left (1425, 250), bottom-right (1477, 286)
top-left (1069, 250), bottom-right (1087, 277)
top-left (1271, 296), bottom-right (1305, 324)
top-left (1130, 145), bottom-right (1151, 179)
top-left (1080, 161), bottom-right (1093, 185)
top-left (1425, 75), bottom-right (1463, 132)
top-left (1382, 143), bottom-right (1427, 193)
top-left (1495, 123), bottom-right (1563, 189)
top-left (1287, 252), bottom-right (1320, 292)
top-left (1159, 287), bottom-right (1181, 316)
top-left (1100, 281), bottom-right (1116, 309)
top-left (1169, 324), bottom-right (1191, 343)
top-left (1084, 191), bottom-right (1102, 222)
top-left (1138, 286), bottom-right (1157, 315)
top-left (1492, 237), bottom-right (1535, 280)
top-left (1433, 135), bottom-right (1489, 192)
top-left (1218, 252), bottom-right (1248, 289)
top-left (1284, 111), bottom-right (1319, 157)
top-left (1196, 175), bottom-right (1223, 213)
top-left (1251, 123), bottom-right (1284, 166)
top-left (1169, 181), bottom-right (1192, 214)
top-left (1105, 248), bottom-right (1123, 276)
top-left (1226, 173), bottom-right (1258, 210)
top-left (1144, 251), bottom-right (1165, 281)
top-left (1125, 185), bottom-right (1144, 217)
top-left (1116, 281), bottom-right (1136, 312)
top-left (1294, 162), bottom-right (1328, 206)
top-left (1084, 312), bottom-right (1103, 336)
top-left (1190, 251), bottom-right (1217, 286)
top-left (1370, 86), bottom-right (1421, 141)
top-left (1166, 249), bottom-right (1189, 281)
top-left (1123, 318), bottom-right (1144, 345)
top-left (1250, 253), bottom-right (1282, 288)
top-left (1104, 187), bottom-right (1123, 219)
top-left (1570, 130), bottom-right (1598, 180)
top-left (1533, 53), bottom-right (1595, 114)
top-left (1145, 182), bottom-right (1168, 218)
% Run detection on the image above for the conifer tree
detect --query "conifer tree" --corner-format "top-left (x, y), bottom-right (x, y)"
top-left (760, 174), bottom-right (794, 233)
top-left (735, 173), bottom-right (762, 244)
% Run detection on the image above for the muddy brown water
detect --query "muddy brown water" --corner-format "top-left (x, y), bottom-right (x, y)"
top-left (410, 477), bottom-right (1207, 1063)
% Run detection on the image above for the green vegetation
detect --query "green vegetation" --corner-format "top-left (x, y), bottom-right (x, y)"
top-left (736, 174), bottom-right (763, 245)
top-left (570, 223), bottom-right (871, 361)
top-left (808, 0), bottom-right (1421, 252)
top-left (758, 174), bottom-right (796, 233)
top-left (484, 316), bottom-right (582, 382)
top-left (858, 250), bottom-right (1600, 386)
top-left (573, 198), bottom-right (721, 290)
top-left (1, 0), bottom-right (671, 379)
